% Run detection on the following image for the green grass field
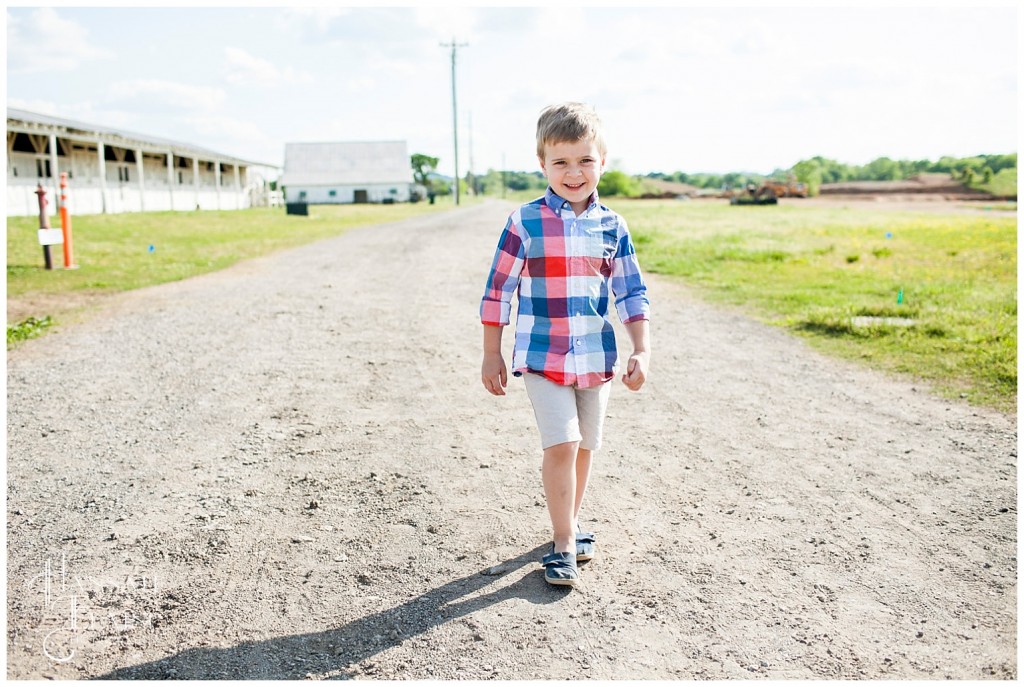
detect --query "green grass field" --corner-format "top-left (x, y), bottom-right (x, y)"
top-left (7, 201), bottom-right (455, 300)
top-left (615, 199), bottom-right (1017, 412)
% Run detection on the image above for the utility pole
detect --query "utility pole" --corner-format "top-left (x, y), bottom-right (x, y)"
top-left (467, 110), bottom-right (474, 196)
top-left (441, 37), bottom-right (467, 205)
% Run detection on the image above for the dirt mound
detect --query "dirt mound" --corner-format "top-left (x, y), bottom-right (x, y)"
top-left (820, 173), bottom-right (990, 199)
top-left (641, 178), bottom-right (703, 197)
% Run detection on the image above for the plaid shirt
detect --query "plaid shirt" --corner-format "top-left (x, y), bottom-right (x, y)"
top-left (481, 188), bottom-right (650, 388)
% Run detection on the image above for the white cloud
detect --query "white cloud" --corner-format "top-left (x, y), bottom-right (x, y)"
top-left (107, 79), bottom-right (226, 111)
top-left (7, 98), bottom-right (137, 129)
top-left (276, 7), bottom-right (351, 37)
top-left (186, 115), bottom-right (267, 143)
top-left (222, 47), bottom-right (313, 87)
top-left (7, 7), bottom-right (113, 74)
top-left (7, 98), bottom-right (62, 116)
top-left (413, 6), bottom-right (480, 41)
top-left (345, 76), bottom-right (376, 93)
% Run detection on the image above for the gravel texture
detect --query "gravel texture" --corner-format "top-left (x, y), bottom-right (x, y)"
top-left (6, 200), bottom-right (1016, 679)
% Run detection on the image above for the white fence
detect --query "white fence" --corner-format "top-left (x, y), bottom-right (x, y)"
top-left (7, 182), bottom-right (256, 216)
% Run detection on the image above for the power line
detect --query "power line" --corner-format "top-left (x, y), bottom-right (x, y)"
top-left (440, 38), bottom-right (467, 205)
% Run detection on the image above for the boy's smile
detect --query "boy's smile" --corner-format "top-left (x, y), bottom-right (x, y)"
top-left (539, 139), bottom-right (606, 215)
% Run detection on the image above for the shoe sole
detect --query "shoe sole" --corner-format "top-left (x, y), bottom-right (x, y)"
top-left (545, 575), bottom-right (579, 588)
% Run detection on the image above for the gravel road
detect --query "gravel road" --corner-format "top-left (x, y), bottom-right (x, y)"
top-left (6, 200), bottom-right (1016, 679)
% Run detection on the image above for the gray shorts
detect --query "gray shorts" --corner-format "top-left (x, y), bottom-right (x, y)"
top-left (523, 373), bottom-right (612, 451)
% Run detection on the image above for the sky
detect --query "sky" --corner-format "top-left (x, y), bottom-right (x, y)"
top-left (4, 4), bottom-right (1019, 179)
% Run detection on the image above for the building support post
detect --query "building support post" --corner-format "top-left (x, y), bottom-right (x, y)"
top-left (233, 164), bottom-right (241, 209)
top-left (193, 157), bottom-right (200, 210)
top-left (166, 151), bottom-right (175, 211)
top-left (48, 134), bottom-right (60, 209)
top-left (136, 148), bottom-right (146, 212)
top-left (215, 161), bottom-right (222, 210)
top-left (97, 141), bottom-right (108, 214)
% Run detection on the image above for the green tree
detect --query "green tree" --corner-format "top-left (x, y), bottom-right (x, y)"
top-left (792, 159), bottom-right (823, 196)
top-left (827, 157), bottom-right (855, 183)
top-left (862, 157), bottom-right (901, 181)
top-left (597, 170), bottom-right (640, 197)
top-left (722, 172), bottom-right (744, 188)
top-left (410, 154), bottom-right (439, 187)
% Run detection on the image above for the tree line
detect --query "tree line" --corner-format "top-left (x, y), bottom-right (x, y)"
top-left (649, 153), bottom-right (1016, 192)
top-left (788, 153), bottom-right (1016, 195)
top-left (413, 152), bottom-right (1015, 198)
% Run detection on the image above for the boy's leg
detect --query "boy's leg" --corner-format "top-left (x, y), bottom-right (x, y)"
top-left (573, 448), bottom-right (593, 526)
top-left (572, 381), bottom-right (612, 525)
top-left (542, 440), bottom-right (580, 554)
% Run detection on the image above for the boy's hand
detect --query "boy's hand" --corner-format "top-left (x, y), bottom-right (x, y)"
top-left (481, 353), bottom-right (508, 396)
top-left (622, 350), bottom-right (649, 391)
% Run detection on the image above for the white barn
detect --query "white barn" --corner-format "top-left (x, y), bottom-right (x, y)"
top-left (6, 108), bottom-right (278, 217)
top-left (280, 141), bottom-right (415, 204)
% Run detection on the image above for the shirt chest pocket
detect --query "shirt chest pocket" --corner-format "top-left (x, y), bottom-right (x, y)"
top-left (578, 225), bottom-right (617, 275)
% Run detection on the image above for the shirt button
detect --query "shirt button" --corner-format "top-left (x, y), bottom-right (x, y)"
top-left (575, 339), bottom-right (582, 346)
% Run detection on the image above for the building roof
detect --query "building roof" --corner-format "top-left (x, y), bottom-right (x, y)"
top-left (6, 107), bottom-right (272, 168)
top-left (281, 141), bottom-right (413, 187)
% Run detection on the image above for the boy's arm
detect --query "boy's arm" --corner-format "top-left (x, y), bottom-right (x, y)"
top-left (622, 318), bottom-right (650, 392)
top-left (481, 325), bottom-right (508, 396)
top-left (609, 216), bottom-right (651, 391)
top-left (480, 215), bottom-right (525, 328)
top-left (480, 214), bottom-right (524, 397)
top-left (609, 218), bottom-right (650, 327)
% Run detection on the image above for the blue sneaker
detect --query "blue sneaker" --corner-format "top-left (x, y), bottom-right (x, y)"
top-left (541, 547), bottom-right (579, 587)
top-left (576, 528), bottom-right (596, 562)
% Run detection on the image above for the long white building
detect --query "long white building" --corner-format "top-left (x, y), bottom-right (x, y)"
top-left (6, 108), bottom-right (278, 217)
top-left (280, 141), bottom-right (415, 204)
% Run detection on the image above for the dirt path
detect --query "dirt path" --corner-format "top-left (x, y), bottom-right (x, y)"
top-left (6, 201), bottom-right (1016, 679)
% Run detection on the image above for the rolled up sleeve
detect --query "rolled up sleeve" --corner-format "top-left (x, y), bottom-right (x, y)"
top-left (610, 222), bottom-right (650, 324)
top-left (480, 216), bottom-right (525, 326)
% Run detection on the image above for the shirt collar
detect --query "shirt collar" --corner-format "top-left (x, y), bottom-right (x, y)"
top-left (543, 186), bottom-right (600, 215)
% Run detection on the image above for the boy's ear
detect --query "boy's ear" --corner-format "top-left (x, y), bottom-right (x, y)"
top-left (538, 155), bottom-right (547, 174)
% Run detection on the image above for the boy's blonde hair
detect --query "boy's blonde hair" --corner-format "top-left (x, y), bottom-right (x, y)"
top-left (536, 102), bottom-right (607, 159)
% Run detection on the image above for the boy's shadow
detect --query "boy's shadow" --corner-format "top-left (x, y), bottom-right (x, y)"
top-left (97, 544), bottom-right (564, 680)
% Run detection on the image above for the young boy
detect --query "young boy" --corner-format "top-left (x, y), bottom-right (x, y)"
top-left (480, 102), bottom-right (651, 588)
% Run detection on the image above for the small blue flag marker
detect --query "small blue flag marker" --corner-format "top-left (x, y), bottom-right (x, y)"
top-left (885, 232), bottom-right (893, 239)
top-left (148, 245), bottom-right (155, 253)
top-left (897, 289), bottom-right (904, 304)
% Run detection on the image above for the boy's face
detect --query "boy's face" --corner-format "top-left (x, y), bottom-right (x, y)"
top-left (538, 138), bottom-right (606, 212)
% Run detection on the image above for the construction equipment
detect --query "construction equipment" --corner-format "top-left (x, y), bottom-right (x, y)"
top-left (761, 179), bottom-right (807, 198)
top-left (728, 178), bottom-right (807, 205)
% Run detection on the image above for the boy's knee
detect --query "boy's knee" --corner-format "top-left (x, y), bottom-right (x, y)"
top-left (543, 441), bottom-right (580, 461)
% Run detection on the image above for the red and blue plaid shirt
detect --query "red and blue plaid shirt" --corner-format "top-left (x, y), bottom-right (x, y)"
top-left (481, 188), bottom-right (650, 388)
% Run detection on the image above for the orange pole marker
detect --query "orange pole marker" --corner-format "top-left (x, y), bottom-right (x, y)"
top-left (59, 172), bottom-right (77, 269)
